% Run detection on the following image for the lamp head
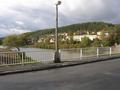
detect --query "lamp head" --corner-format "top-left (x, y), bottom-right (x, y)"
top-left (56, 1), bottom-right (61, 5)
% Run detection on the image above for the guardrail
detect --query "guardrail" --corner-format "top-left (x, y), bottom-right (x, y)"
top-left (0, 52), bottom-right (24, 65)
top-left (0, 51), bottom-right (54, 66)
top-left (0, 47), bottom-right (120, 66)
top-left (60, 47), bottom-right (120, 61)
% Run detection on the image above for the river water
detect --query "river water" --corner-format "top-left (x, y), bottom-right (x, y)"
top-left (20, 48), bottom-right (80, 61)
top-left (20, 48), bottom-right (55, 61)
top-left (0, 46), bottom-right (80, 61)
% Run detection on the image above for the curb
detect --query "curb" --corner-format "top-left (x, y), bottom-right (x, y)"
top-left (0, 55), bottom-right (120, 76)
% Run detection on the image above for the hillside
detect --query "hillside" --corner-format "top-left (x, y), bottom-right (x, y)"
top-left (0, 37), bottom-right (4, 45)
top-left (25, 22), bottom-right (118, 39)
top-left (2, 22), bottom-right (120, 49)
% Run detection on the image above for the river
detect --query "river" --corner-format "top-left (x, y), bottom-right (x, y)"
top-left (0, 46), bottom-right (81, 61)
top-left (20, 48), bottom-right (80, 61)
top-left (20, 48), bottom-right (55, 62)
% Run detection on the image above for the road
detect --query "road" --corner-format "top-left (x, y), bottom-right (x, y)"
top-left (0, 58), bottom-right (120, 90)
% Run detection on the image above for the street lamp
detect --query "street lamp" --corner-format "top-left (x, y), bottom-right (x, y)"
top-left (54, 1), bottom-right (61, 63)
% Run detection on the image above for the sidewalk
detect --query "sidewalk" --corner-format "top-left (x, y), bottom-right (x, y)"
top-left (0, 55), bottom-right (120, 75)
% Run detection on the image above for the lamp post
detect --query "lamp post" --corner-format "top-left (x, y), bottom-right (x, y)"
top-left (54, 1), bottom-right (61, 63)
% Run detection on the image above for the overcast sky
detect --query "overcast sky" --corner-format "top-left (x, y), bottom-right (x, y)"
top-left (0, 0), bottom-right (120, 37)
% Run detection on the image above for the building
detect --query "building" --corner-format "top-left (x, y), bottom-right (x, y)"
top-left (73, 35), bottom-right (98, 41)
top-left (58, 33), bottom-right (68, 36)
top-left (49, 38), bottom-right (55, 43)
top-left (38, 38), bottom-right (45, 43)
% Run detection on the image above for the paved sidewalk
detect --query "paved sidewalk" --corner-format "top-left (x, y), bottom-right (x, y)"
top-left (0, 55), bottom-right (120, 75)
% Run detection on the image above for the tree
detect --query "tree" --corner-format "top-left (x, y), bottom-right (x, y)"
top-left (81, 37), bottom-right (92, 47)
top-left (92, 38), bottom-right (101, 47)
top-left (101, 34), bottom-right (115, 47)
top-left (3, 35), bottom-right (28, 51)
top-left (101, 38), bottom-right (110, 47)
top-left (19, 34), bottom-right (29, 45)
top-left (100, 30), bottom-right (116, 46)
top-left (0, 40), bottom-right (2, 45)
top-left (114, 27), bottom-right (120, 44)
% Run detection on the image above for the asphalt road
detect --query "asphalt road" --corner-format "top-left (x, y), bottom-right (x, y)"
top-left (0, 58), bottom-right (120, 90)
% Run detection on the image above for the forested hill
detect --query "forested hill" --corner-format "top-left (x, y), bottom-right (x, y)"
top-left (25, 22), bottom-right (120, 38)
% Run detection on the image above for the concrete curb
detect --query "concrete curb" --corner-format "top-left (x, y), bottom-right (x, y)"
top-left (0, 55), bottom-right (120, 75)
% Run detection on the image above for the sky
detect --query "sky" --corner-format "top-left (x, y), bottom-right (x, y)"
top-left (0, 0), bottom-right (120, 37)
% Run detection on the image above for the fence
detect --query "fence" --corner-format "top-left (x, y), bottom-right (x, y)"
top-left (0, 47), bottom-right (120, 66)
top-left (0, 52), bottom-right (25, 65)
top-left (60, 47), bottom-right (120, 61)
top-left (0, 51), bottom-right (54, 66)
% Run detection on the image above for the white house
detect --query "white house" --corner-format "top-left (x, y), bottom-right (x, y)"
top-left (73, 35), bottom-right (98, 41)
top-left (49, 38), bottom-right (55, 43)
top-left (38, 38), bottom-right (45, 43)
top-left (59, 33), bottom-right (68, 36)
top-left (97, 31), bottom-right (102, 35)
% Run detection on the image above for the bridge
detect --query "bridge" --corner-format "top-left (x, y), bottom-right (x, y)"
top-left (0, 47), bottom-right (120, 90)
top-left (0, 58), bottom-right (120, 90)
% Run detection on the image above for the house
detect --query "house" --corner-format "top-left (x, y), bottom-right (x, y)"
top-left (97, 31), bottom-right (110, 39)
top-left (73, 35), bottom-right (98, 41)
top-left (38, 38), bottom-right (45, 43)
top-left (59, 33), bottom-right (68, 36)
top-left (49, 38), bottom-right (55, 43)
top-left (97, 31), bottom-right (102, 35)
top-left (61, 36), bottom-right (70, 41)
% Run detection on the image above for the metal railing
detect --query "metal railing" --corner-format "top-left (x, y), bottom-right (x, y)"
top-left (23, 51), bottom-right (54, 63)
top-left (0, 47), bottom-right (120, 66)
top-left (60, 47), bottom-right (120, 61)
top-left (0, 52), bottom-right (24, 65)
top-left (0, 51), bottom-right (54, 66)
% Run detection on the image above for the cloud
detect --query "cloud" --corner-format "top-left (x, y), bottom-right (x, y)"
top-left (0, 28), bottom-right (30, 37)
top-left (59, 0), bottom-right (120, 24)
top-left (0, 0), bottom-right (120, 37)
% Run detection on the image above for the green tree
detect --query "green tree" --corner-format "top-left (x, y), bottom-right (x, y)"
top-left (92, 38), bottom-right (101, 47)
top-left (0, 40), bottom-right (2, 45)
top-left (81, 37), bottom-right (92, 47)
top-left (101, 38), bottom-right (110, 46)
top-left (100, 30), bottom-right (116, 46)
top-left (114, 27), bottom-right (120, 44)
top-left (3, 35), bottom-right (28, 51)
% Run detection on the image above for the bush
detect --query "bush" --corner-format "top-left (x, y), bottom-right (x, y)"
top-left (81, 37), bottom-right (92, 47)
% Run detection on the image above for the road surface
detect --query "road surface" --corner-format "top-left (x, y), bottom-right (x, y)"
top-left (0, 58), bottom-right (120, 90)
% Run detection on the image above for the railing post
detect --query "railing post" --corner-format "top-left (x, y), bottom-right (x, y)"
top-left (80, 48), bottom-right (83, 60)
top-left (110, 47), bottom-right (112, 56)
top-left (59, 49), bottom-right (61, 61)
top-left (97, 48), bottom-right (99, 58)
top-left (21, 52), bottom-right (24, 65)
